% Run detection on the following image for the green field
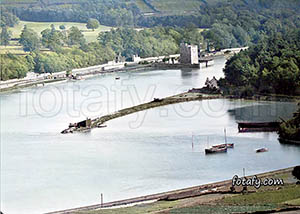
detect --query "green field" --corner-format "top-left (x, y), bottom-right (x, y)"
top-left (135, 0), bottom-right (154, 13)
top-left (8, 21), bottom-right (111, 42)
top-left (1, 21), bottom-right (112, 54)
top-left (151, 0), bottom-right (202, 13)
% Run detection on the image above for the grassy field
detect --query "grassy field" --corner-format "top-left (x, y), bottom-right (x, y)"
top-left (8, 21), bottom-right (111, 42)
top-left (1, 21), bottom-right (111, 55)
top-left (135, 0), bottom-right (154, 13)
top-left (0, 45), bottom-right (26, 55)
top-left (150, 0), bottom-right (202, 13)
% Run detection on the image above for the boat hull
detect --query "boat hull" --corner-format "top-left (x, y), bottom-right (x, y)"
top-left (205, 147), bottom-right (227, 154)
top-left (212, 143), bottom-right (234, 149)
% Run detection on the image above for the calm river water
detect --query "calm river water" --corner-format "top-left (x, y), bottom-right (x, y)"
top-left (1, 57), bottom-right (300, 214)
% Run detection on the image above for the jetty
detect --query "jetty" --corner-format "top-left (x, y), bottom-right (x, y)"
top-left (61, 92), bottom-right (222, 134)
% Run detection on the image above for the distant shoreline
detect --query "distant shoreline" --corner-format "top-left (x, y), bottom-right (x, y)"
top-left (0, 47), bottom-right (245, 94)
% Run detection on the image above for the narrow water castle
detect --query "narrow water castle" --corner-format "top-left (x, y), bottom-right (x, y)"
top-left (180, 43), bottom-right (199, 65)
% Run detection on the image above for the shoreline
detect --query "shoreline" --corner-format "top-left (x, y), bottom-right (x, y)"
top-left (0, 47), bottom-right (250, 94)
top-left (45, 166), bottom-right (297, 214)
top-left (0, 64), bottom-right (154, 94)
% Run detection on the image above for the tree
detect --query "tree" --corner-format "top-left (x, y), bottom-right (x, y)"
top-left (67, 26), bottom-right (85, 46)
top-left (19, 25), bottom-right (40, 52)
top-left (292, 166), bottom-right (300, 183)
top-left (86, 18), bottom-right (100, 31)
top-left (278, 103), bottom-right (300, 141)
top-left (41, 27), bottom-right (65, 52)
top-left (0, 26), bottom-right (11, 46)
top-left (0, 8), bottom-right (19, 27)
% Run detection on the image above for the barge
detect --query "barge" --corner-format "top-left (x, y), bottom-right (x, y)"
top-left (238, 121), bottom-right (280, 132)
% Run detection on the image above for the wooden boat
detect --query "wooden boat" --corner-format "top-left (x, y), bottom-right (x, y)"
top-left (256, 148), bottom-right (268, 153)
top-left (212, 143), bottom-right (234, 149)
top-left (205, 147), bottom-right (227, 154)
top-left (205, 129), bottom-right (230, 154)
top-left (212, 129), bottom-right (234, 149)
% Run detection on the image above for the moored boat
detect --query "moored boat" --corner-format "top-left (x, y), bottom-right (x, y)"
top-left (212, 143), bottom-right (234, 149)
top-left (205, 147), bottom-right (227, 154)
top-left (256, 147), bottom-right (268, 153)
top-left (204, 128), bottom-right (232, 154)
top-left (238, 121), bottom-right (280, 132)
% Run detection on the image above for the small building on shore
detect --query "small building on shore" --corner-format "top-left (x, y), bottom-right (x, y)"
top-left (205, 76), bottom-right (219, 89)
top-left (115, 53), bottom-right (126, 63)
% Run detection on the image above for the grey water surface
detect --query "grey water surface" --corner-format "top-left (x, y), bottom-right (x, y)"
top-left (1, 57), bottom-right (299, 214)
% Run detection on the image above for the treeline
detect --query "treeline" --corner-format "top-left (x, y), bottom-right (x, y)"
top-left (98, 27), bottom-right (203, 58)
top-left (140, 0), bottom-right (300, 49)
top-left (2, 0), bottom-right (300, 49)
top-left (1, 26), bottom-right (202, 80)
top-left (7, 0), bottom-right (138, 27)
top-left (1, 44), bottom-right (115, 80)
top-left (278, 104), bottom-right (300, 141)
top-left (220, 29), bottom-right (300, 96)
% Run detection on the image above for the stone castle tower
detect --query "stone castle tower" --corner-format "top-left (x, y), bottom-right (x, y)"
top-left (180, 43), bottom-right (199, 64)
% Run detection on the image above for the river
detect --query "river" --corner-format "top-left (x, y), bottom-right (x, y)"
top-left (1, 57), bottom-right (300, 214)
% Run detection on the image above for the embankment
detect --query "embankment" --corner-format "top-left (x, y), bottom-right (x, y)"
top-left (45, 167), bottom-right (295, 214)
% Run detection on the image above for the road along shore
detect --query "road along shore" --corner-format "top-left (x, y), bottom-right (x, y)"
top-left (45, 167), bottom-right (295, 214)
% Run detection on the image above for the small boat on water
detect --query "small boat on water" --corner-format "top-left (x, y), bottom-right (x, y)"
top-left (115, 77), bottom-right (120, 80)
top-left (212, 143), bottom-right (234, 149)
top-left (205, 129), bottom-right (231, 154)
top-left (256, 147), bottom-right (268, 153)
top-left (205, 147), bottom-right (227, 154)
top-left (211, 129), bottom-right (234, 149)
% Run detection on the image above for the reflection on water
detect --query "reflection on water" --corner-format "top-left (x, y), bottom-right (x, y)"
top-left (1, 57), bottom-right (300, 214)
top-left (228, 102), bottom-right (298, 122)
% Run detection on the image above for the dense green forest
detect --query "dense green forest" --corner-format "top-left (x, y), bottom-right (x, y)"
top-left (278, 104), bottom-right (300, 141)
top-left (98, 27), bottom-right (203, 58)
top-left (2, 0), bottom-right (300, 49)
top-left (220, 29), bottom-right (300, 96)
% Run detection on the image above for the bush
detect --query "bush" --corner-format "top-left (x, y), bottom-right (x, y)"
top-left (292, 166), bottom-right (300, 182)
